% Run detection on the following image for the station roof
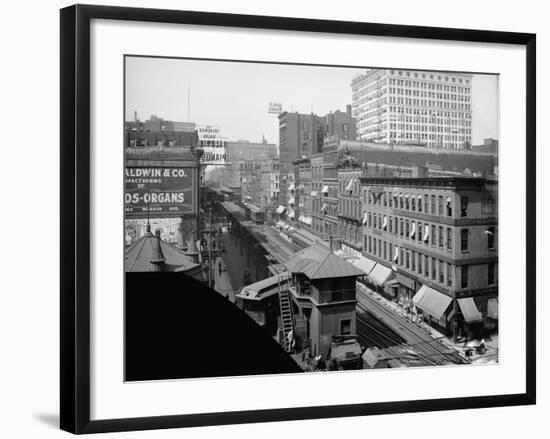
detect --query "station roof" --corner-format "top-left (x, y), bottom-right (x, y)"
top-left (237, 273), bottom-right (291, 301)
top-left (284, 244), bottom-right (366, 280)
top-left (125, 227), bottom-right (201, 274)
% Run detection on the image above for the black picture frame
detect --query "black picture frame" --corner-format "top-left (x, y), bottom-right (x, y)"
top-left (60, 4), bottom-right (536, 434)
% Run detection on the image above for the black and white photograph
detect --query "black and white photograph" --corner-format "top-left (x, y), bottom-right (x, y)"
top-left (124, 56), bottom-right (499, 380)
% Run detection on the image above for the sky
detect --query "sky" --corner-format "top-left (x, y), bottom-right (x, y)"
top-left (125, 56), bottom-right (499, 146)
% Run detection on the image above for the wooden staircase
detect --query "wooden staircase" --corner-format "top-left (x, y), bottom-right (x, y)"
top-left (277, 275), bottom-right (294, 352)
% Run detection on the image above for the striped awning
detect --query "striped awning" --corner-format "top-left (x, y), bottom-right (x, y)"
top-left (275, 205), bottom-right (285, 214)
top-left (413, 285), bottom-right (452, 321)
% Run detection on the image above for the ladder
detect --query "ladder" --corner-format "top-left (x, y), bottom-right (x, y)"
top-left (277, 275), bottom-right (294, 352)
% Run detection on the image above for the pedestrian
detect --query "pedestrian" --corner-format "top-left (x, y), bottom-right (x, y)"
top-left (477, 338), bottom-right (486, 354)
top-left (287, 329), bottom-right (295, 353)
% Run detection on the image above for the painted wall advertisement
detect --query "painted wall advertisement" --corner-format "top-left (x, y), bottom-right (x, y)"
top-left (197, 125), bottom-right (227, 165)
top-left (125, 166), bottom-right (196, 217)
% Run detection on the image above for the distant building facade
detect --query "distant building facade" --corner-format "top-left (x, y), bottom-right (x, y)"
top-left (226, 139), bottom-right (277, 163)
top-left (320, 138), bottom-right (340, 240)
top-left (337, 168), bottom-right (363, 254)
top-left (310, 153), bottom-right (325, 236)
top-left (278, 108), bottom-right (356, 221)
top-left (351, 69), bottom-right (472, 149)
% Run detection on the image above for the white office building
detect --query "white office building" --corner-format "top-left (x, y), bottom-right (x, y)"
top-left (351, 69), bottom-right (473, 149)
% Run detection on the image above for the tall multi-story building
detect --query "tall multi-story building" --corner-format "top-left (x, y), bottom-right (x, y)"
top-left (337, 168), bottom-right (363, 254)
top-left (351, 69), bottom-right (473, 149)
top-left (359, 174), bottom-right (498, 337)
top-left (310, 154), bottom-right (325, 236)
top-left (261, 157), bottom-right (280, 208)
top-left (278, 108), bottom-right (356, 218)
top-left (320, 139), bottom-right (340, 240)
top-left (294, 158), bottom-right (312, 229)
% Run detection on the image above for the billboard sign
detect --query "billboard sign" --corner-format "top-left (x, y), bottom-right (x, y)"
top-left (125, 166), bottom-right (197, 217)
top-left (268, 102), bottom-right (283, 114)
top-left (197, 125), bottom-right (227, 165)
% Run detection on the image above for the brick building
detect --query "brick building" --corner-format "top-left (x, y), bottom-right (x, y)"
top-left (359, 175), bottom-right (498, 337)
top-left (337, 168), bottom-right (363, 254)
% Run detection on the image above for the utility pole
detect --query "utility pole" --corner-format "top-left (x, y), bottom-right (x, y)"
top-left (208, 207), bottom-right (213, 289)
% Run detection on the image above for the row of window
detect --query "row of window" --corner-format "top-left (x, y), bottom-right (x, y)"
top-left (364, 213), bottom-right (496, 252)
top-left (340, 220), bottom-right (362, 244)
top-left (389, 88), bottom-right (471, 101)
top-left (339, 198), bottom-right (362, 219)
top-left (388, 71), bottom-right (471, 85)
top-left (364, 235), bottom-right (496, 288)
top-left (388, 96), bottom-right (471, 111)
top-left (365, 190), bottom-right (469, 218)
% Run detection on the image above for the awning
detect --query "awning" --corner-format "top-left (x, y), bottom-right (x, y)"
top-left (303, 216), bottom-right (312, 225)
top-left (351, 255), bottom-right (376, 276)
top-left (393, 246), bottom-right (399, 262)
top-left (245, 195), bottom-right (252, 200)
top-left (275, 205), bottom-right (285, 214)
top-left (276, 221), bottom-right (285, 228)
top-left (321, 185), bottom-right (329, 194)
top-left (396, 273), bottom-right (416, 290)
top-left (368, 264), bottom-right (394, 286)
top-left (458, 297), bottom-right (482, 323)
top-left (311, 190), bottom-right (318, 197)
top-left (288, 183), bottom-right (295, 191)
top-left (413, 285), bottom-right (452, 321)
top-left (487, 298), bottom-right (498, 319)
top-left (288, 197), bottom-right (295, 206)
top-left (446, 196), bottom-right (452, 203)
top-left (288, 209), bottom-right (295, 219)
top-left (382, 216), bottom-right (388, 229)
top-left (321, 203), bottom-right (328, 213)
top-left (422, 224), bottom-right (429, 242)
top-left (345, 179), bottom-right (354, 192)
top-left (417, 194), bottom-right (422, 199)
top-left (362, 212), bottom-right (368, 225)
top-left (410, 221), bottom-right (416, 238)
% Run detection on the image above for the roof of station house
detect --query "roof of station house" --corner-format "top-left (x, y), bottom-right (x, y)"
top-left (237, 273), bottom-right (292, 301)
top-left (125, 227), bottom-right (201, 273)
top-left (284, 243), bottom-right (366, 280)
